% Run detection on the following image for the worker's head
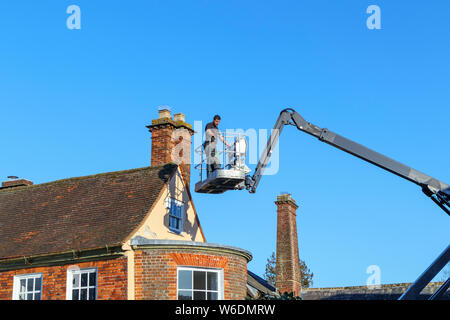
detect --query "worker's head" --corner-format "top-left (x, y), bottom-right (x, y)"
top-left (213, 115), bottom-right (221, 126)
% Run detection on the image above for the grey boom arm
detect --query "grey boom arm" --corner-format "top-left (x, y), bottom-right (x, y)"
top-left (245, 108), bottom-right (450, 216)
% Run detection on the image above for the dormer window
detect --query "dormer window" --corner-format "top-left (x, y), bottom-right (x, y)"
top-left (167, 198), bottom-right (184, 234)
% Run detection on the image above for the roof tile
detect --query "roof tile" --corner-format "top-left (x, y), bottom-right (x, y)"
top-left (0, 163), bottom-right (178, 260)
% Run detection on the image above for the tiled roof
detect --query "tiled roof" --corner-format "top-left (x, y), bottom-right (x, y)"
top-left (0, 163), bottom-right (178, 260)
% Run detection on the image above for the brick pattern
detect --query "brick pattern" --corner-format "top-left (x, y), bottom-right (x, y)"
top-left (148, 119), bottom-right (194, 188)
top-left (169, 253), bottom-right (228, 269)
top-left (275, 195), bottom-right (301, 296)
top-left (150, 124), bottom-right (176, 166)
top-left (0, 257), bottom-right (128, 300)
top-left (134, 249), bottom-right (248, 300)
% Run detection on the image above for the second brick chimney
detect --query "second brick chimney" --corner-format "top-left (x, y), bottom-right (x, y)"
top-left (1, 177), bottom-right (33, 189)
top-left (275, 193), bottom-right (301, 296)
top-left (146, 108), bottom-right (194, 188)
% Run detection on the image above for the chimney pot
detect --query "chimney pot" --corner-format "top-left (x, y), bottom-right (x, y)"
top-left (158, 108), bottom-right (171, 119)
top-left (174, 113), bottom-right (185, 122)
top-left (147, 108), bottom-right (194, 188)
top-left (276, 193), bottom-right (297, 207)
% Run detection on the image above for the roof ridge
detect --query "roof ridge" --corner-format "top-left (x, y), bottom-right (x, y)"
top-left (302, 281), bottom-right (446, 291)
top-left (0, 163), bottom-right (178, 193)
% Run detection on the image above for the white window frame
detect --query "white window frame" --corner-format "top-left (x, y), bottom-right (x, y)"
top-left (12, 273), bottom-right (43, 300)
top-left (66, 267), bottom-right (97, 300)
top-left (166, 198), bottom-right (185, 234)
top-left (177, 267), bottom-right (224, 300)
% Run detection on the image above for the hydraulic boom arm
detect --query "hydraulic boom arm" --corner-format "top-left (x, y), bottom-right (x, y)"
top-left (245, 108), bottom-right (450, 216)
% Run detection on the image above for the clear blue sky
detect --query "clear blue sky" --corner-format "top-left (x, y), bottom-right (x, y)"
top-left (0, 1), bottom-right (449, 288)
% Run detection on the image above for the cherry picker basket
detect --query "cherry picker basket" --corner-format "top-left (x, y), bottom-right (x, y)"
top-left (194, 132), bottom-right (250, 194)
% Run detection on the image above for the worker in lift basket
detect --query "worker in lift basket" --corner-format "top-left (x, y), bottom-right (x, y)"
top-left (204, 114), bottom-right (230, 178)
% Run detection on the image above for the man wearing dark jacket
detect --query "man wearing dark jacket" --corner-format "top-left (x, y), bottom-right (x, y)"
top-left (204, 115), bottom-right (230, 177)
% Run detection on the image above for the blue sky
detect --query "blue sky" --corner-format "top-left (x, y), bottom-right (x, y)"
top-left (0, 1), bottom-right (449, 288)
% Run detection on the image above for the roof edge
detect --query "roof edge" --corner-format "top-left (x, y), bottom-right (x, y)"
top-left (130, 236), bottom-right (252, 262)
top-left (247, 270), bottom-right (277, 292)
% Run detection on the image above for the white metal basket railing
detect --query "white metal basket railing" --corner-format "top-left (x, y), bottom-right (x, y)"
top-left (195, 132), bottom-right (250, 183)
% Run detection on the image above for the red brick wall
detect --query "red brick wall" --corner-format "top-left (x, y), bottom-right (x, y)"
top-left (0, 257), bottom-right (127, 300)
top-left (150, 124), bottom-right (175, 166)
top-left (134, 249), bottom-right (248, 300)
top-left (148, 121), bottom-right (194, 188)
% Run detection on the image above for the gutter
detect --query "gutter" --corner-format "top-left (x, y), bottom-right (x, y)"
top-left (0, 245), bottom-right (124, 272)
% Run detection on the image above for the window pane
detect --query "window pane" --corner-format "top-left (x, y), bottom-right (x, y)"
top-left (19, 293), bottom-right (25, 300)
top-left (80, 288), bottom-right (87, 300)
top-left (34, 292), bottom-right (41, 300)
top-left (178, 270), bottom-right (192, 289)
top-left (193, 291), bottom-right (206, 300)
top-left (73, 273), bottom-right (80, 287)
top-left (27, 293), bottom-right (33, 300)
top-left (172, 206), bottom-right (177, 217)
top-left (20, 279), bottom-right (26, 293)
top-left (89, 288), bottom-right (96, 300)
top-left (207, 292), bottom-right (218, 300)
top-left (89, 272), bottom-right (96, 287)
top-left (27, 278), bottom-right (34, 291)
top-left (193, 271), bottom-right (206, 290)
top-left (72, 289), bottom-right (79, 300)
top-left (178, 290), bottom-right (192, 300)
top-left (81, 273), bottom-right (88, 287)
top-left (35, 276), bottom-right (42, 290)
top-left (207, 272), bottom-right (218, 290)
top-left (169, 216), bottom-right (175, 228)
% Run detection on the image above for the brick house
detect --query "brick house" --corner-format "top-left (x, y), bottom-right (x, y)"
top-left (0, 109), bottom-right (255, 300)
top-left (9, 107), bottom-right (437, 301)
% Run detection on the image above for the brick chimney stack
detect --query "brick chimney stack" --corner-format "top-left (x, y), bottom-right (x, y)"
top-left (275, 193), bottom-right (301, 296)
top-left (1, 177), bottom-right (33, 189)
top-left (146, 108), bottom-right (194, 188)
